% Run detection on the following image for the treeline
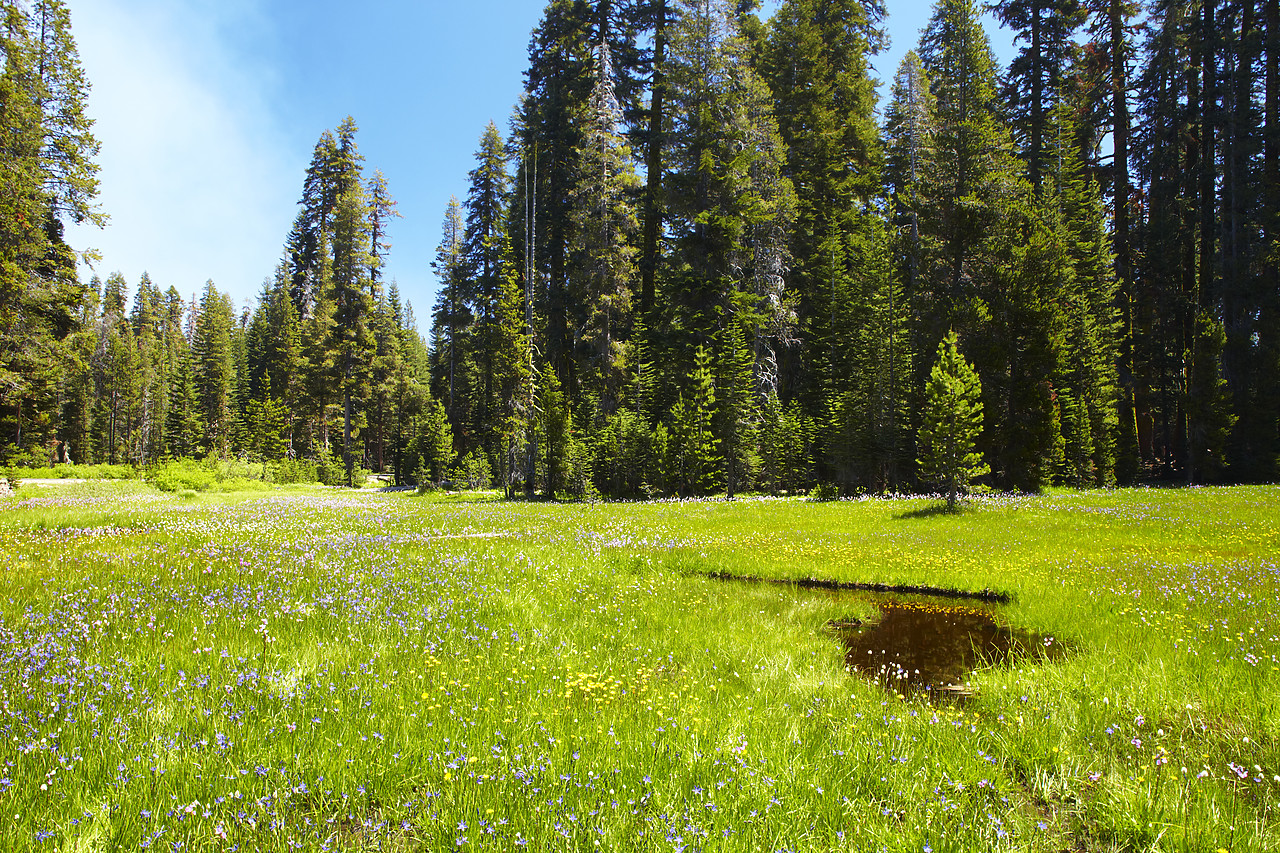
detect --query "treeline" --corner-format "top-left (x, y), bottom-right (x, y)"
top-left (2, 0), bottom-right (1277, 496)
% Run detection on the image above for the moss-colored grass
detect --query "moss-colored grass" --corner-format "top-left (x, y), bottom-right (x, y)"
top-left (0, 484), bottom-right (1275, 850)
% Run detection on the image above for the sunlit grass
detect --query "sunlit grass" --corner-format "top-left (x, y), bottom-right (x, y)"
top-left (0, 484), bottom-right (1276, 850)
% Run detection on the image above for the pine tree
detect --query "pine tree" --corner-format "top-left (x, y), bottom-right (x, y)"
top-left (366, 169), bottom-right (399, 299)
top-left (431, 196), bottom-right (471, 437)
top-left (164, 344), bottom-right (201, 459)
top-left (463, 121), bottom-right (511, 454)
top-left (993, 0), bottom-right (1086, 192)
top-left (0, 0), bottom-right (102, 460)
top-left (665, 344), bottom-right (719, 495)
top-left (918, 331), bottom-right (988, 510)
top-left (1045, 99), bottom-right (1122, 485)
top-left (884, 51), bottom-right (935, 312)
top-left (329, 180), bottom-right (374, 486)
top-left (492, 240), bottom-right (533, 497)
top-left (59, 275), bottom-right (98, 464)
top-left (1082, 0), bottom-right (1139, 474)
top-left (917, 0), bottom-right (1058, 492)
top-left (716, 315), bottom-right (756, 497)
top-left (518, 0), bottom-right (596, 385)
top-left (663, 0), bottom-right (795, 394)
top-left (569, 38), bottom-right (640, 413)
top-left (90, 274), bottom-right (138, 464)
top-left (762, 0), bottom-right (883, 431)
top-left (129, 272), bottom-right (166, 464)
top-left (192, 281), bottom-right (236, 456)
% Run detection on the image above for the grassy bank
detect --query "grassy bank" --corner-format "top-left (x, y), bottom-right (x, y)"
top-left (0, 484), bottom-right (1275, 850)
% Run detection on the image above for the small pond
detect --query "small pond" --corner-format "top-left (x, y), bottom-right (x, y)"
top-left (828, 596), bottom-right (1067, 701)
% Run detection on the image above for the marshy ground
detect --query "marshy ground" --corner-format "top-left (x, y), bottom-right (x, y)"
top-left (0, 482), bottom-right (1276, 850)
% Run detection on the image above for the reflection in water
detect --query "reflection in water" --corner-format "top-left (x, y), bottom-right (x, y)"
top-left (834, 601), bottom-right (1066, 701)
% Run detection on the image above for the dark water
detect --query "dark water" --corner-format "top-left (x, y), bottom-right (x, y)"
top-left (831, 599), bottom-right (1066, 701)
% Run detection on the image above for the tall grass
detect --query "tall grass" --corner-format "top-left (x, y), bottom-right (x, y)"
top-left (0, 484), bottom-right (1275, 850)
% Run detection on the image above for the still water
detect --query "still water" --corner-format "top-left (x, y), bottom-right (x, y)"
top-left (828, 597), bottom-right (1067, 701)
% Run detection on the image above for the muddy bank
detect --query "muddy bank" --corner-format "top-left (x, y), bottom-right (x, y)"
top-left (703, 570), bottom-right (1010, 603)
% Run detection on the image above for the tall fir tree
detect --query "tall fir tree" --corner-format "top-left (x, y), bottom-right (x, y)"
top-left (462, 121), bottom-right (511, 457)
top-left (569, 38), bottom-right (640, 414)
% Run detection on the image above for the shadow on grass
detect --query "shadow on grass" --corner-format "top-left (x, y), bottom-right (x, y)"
top-left (894, 502), bottom-right (972, 520)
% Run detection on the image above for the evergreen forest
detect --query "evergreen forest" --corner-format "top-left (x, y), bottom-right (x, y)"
top-left (3, 0), bottom-right (1278, 498)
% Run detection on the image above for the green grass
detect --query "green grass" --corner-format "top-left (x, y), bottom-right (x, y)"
top-left (0, 484), bottom-right (1276, 850)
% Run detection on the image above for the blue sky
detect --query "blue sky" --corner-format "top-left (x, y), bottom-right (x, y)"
top-left (65, 0), bottom-right (1014, 324)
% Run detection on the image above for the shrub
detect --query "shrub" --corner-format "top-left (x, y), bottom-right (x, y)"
top-left (808, 481), bottom-right (840, 502)
top-left (148, 459), bottom-right (216, 493)
top-left (315, 449), bottom-right (346, 487)
top-left (592, 410), bottom-right (654, 499)
top-left (270, 458), bottom-right (319, 485)
top-left (450, 451), bottom-right (493, 491)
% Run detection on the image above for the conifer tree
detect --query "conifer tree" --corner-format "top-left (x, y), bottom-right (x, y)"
top-left (492, 241), bottom-right (533, 496)
top-left (993, 0), bottom-right (1086, 192)
top-left (663, 0), bottom-right (795, 389)
top-left (129, 272), bottom-right (166, 463)
top-left (90, 273), bottom-right (138, 463)
top-left (463, 121), bottom-right (511, 453)
top-left (0, 0), bottom-right (102, 460)
top-left (763, 0), bottom-right (882, 425)
top-left (431, 196), bottom-right (471, 438)
top-left (329, 181), bottom-right (374, 486)
top-left (918, 331), bottom-right (987, 510)
top-left (918, 0), bottom-right (1060, 491)
top-left (569, 38), bottom-right (640, 413)
top-left (192, 281), bottom-right (235, 456)
top-left (59, 275), bottom-right (98, 464)
top-left (665, 345), bottom-right (719, 495)
top-left (519, 0), bottom-right (596, 385)
top-left (164, 345), bottom-right (201, 459)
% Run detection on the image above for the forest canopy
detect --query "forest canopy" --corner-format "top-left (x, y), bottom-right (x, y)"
top-left (1, 0), bottom-right (1276, 497)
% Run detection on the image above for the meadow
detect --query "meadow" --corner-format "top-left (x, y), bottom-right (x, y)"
top-left (0, 481), bottom-right (1276, 851)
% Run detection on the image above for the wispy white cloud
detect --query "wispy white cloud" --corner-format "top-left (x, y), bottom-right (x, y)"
top-left (65, 0), bottom-right (302, 308)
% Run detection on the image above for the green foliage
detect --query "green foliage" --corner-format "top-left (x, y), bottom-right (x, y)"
top-left (592, 409), bottom-right (656, 499)
top-left (808, 481), bottom-right (840, 502)
top-left (917, 331), bottom-right (989, 510)
top-left (757, 395), bottom-right (814, 494)
top-left (664, 346), bottom-right (720, 497)
top-left (147, 458), bottom-right (217, 493)
top-left (449, 451), bottom-right (493, 490)
top-left (11, 0), bottom-right (1280, 496)
top-left (314, 447), bottom-right (347, 487)
top-left (269, 458), bottom-right (319, 485)
top-left (7, 462), bottom-right (137, 480)
top-left (1186, 312), bottom-right (1236, 483)
top-left (405, 398), bottom-right (454, 487)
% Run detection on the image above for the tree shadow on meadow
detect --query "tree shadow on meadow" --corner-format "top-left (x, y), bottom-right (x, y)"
top-left (893, 503), bottom-right (973, 520)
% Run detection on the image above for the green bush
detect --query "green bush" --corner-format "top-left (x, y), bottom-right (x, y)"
top-left (214, 457), bottom-right (265, 482)
top-left (270, 458), bottom-right (319, 485)
top-left (808, 481), bottom-right (840, 502)
top-left (147, 459), bottom-right (216, 493)
top-left (7, 463), bottom-right (139, 480)
top-left (315, 449), bottom-right (346, 486)
top-left (2, 447), bottom-right (52, 469)
top-left (449, 451), bottom-right (493, 491)
top-left (592, 410), bottom-right (656, 499)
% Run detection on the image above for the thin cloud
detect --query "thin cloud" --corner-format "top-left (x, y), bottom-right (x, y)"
top-left (66, 0), bottom-right (301, 305)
